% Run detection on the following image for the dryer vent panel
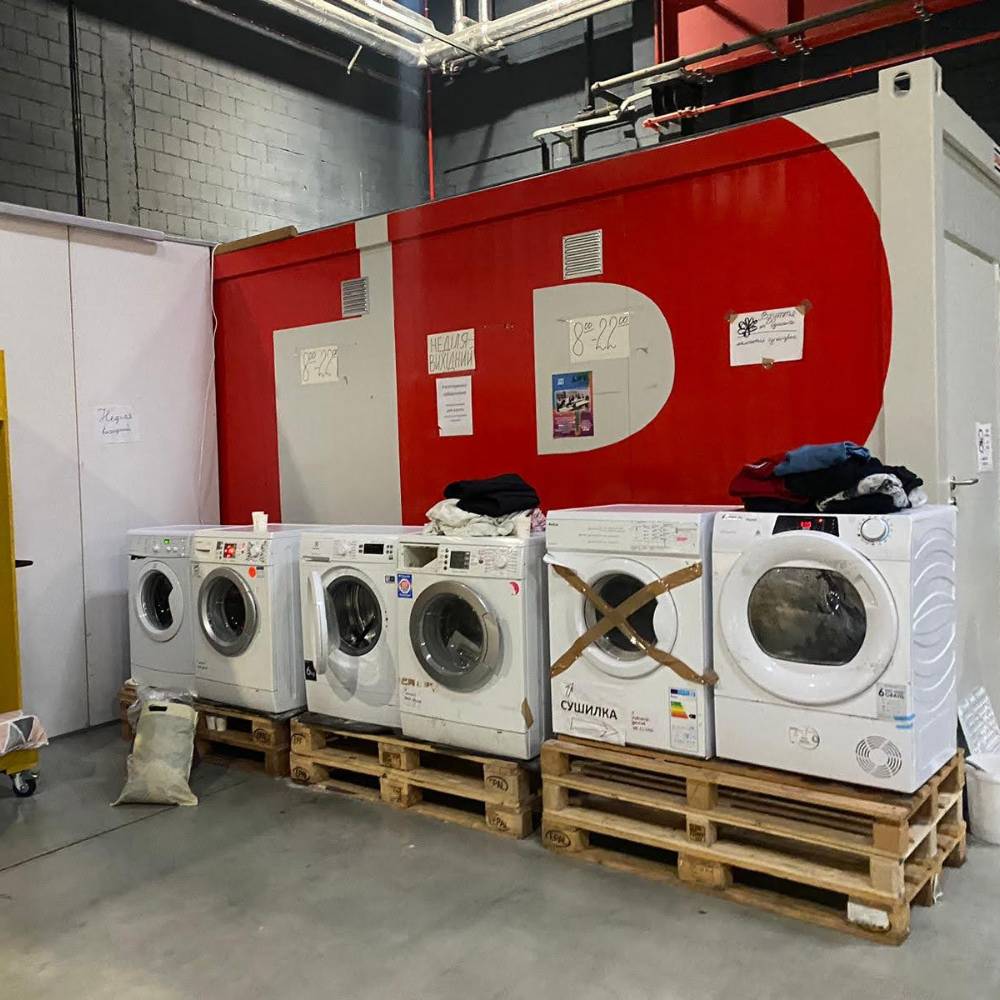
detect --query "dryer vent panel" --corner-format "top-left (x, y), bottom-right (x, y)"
top-left (562, 230), bottom-right (603, 280)
top-left (341, 277), bottom-right (370, 317)
top-left (855, 736), bottom-right (903, 780)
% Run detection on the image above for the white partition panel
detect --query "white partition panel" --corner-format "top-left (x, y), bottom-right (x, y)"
top-left (0, 216), bottom-right (89, 735)
top-left (69, 231), bottom-right (217, 724)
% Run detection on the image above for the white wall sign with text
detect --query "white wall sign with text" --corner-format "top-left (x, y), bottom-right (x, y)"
top-left (299, 345), bottom-right (339, 385)
top-left (94, 404), bottom-right (140, 444)
top-left (977, 422), bottom-right (994, 472)
top-left (427, 329), bottom-right (475, 374)
top-left (567, 311), bottom-right (630, 363)
top-left (729, 306), bottom-right (806, 367)
top-left (436, 375), bottom-right (473, 437)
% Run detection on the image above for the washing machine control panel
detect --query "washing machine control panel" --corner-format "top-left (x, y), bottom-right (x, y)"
top-left (302, 537), bottom-right (397, 563)
top-left (442, 545), bottom-right (523, 577)
top-left (131, 534), bottom-right (191, 557)
top-left (546, 517), bottom-right (701, 556)
top-left (772, 515), bottom-right (840, 536)
top-left (192, 538), bottom-right (269, 564)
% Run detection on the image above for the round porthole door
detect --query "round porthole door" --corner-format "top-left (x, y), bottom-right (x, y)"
top-left (135, 561), bottom-right (184, 643)
top-left (718, 531), bottom-right (899, 705)
top-left (198, 566), bottom-right (258, 657)
top-left (568, 557), bottom-right (679, 679)
top-left (409, 581), bottom-right (502, 692)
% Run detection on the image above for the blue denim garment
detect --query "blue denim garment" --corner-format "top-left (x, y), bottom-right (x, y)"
top-left (775, 442), bottom-right (870, 476)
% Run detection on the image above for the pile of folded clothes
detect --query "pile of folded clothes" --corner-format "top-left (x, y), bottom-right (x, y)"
top-left (730, 442), bottom-right (927, 514)
top-left (425, 473), bottom-right (546, 537)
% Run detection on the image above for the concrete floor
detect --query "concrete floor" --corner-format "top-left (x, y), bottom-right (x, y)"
top-left (0, 729), bottom-right (996, 1000)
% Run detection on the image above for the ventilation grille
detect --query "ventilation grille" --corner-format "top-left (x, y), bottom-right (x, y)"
top-left (562, 229), bottom-right (603, 280)
top-left (341, 277), bottom-right (369, 317)
top-left (856, 736), bottom-right (903, 780)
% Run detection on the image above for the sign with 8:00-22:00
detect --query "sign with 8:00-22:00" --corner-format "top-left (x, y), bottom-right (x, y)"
top-left (567, 311), bottom-right (630, 363)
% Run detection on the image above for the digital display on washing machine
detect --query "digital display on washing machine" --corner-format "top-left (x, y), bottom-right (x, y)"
top-left (773, 515), bottom-right (839, 536)
top-left (362, 543), bottom-right (385, 555)
top-left (222, 542), bottom-right (237, 559)
top-left (449, 550), bottom-right (471, 570)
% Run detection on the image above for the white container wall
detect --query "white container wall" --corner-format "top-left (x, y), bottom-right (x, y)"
top-left (0, 211), bottom-right (217, 734)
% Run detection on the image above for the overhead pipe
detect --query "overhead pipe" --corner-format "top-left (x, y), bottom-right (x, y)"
top-left (591, 0), bottom-right (918, 95)
top-left (174, 0), bottom-right (420, 89)
top-left (642, 28), bottom-right (1000, 131)
top-left (260, 0), bottom-right (423, 62)
top-left (424, 0), bottom-right (633, 67)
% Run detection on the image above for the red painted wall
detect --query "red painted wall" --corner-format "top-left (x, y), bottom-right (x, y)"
top-left (214, 116), bottom-right (891, 525)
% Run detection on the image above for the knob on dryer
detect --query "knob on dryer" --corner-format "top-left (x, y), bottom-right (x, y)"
top-left (859, 517), bottom-right (889, 543)
top-left (335, 541), bottom-right (350, 556)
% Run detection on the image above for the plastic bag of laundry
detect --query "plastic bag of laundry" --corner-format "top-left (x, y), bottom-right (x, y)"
top-left (114, 698), bottom-right (198, 807)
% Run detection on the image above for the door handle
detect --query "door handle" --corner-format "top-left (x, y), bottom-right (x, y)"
top-left (948, 476), bottom-right (980, 505)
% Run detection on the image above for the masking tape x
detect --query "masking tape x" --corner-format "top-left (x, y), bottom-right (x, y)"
top-left (549, 561), bottom-right (718, 687)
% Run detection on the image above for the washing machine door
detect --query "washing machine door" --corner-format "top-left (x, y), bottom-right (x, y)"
top-left (409, 581), bottom-right (502, 692)
top-left (134, 561), bottom-right (184, 643)
top-left (310, 567), bottom-right (393, 704)
top-left (198, 566), bottom-right (258, 657)
top-left (571, 556), bottom-right (679, 679)
top-left (718, 531), bottom-right (898, 705)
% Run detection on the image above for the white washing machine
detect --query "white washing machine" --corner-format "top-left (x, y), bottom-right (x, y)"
top-left (191, 525), bottom-right (305, 713)
top-left (299, 526), bottom-right (421, 727)
top-left (128, 525), bottom-right (217, 689)
top-left (396, 534), bottom-right (548, 759)
top-left (712, 507), bottom-right (957, 792)
top-left (547, 505), bottom-right (730, 756)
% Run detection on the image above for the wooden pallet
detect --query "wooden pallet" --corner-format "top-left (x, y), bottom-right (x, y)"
top-left (541, 738), bottom-right (966, 944)
top-left (118, 682), bottom-right (138, 740)
top-left (195, 699), bottom-right (296, 778)
top-left (118, 684), bottom-right (294, 777)
top-left (289, 714), bottom-right (538, 838)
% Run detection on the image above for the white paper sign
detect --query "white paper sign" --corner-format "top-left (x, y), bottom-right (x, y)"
top-left (729, 306), bottom-right (805, 367)
top-left (95, 404), bottom-right (140, 444)
top-left (300, 345), bottom-right (339, 385)
top-left (976, 422), bottom-right (994, 472)
top-left (568, 311), bottom-right (630, 363)
top-left (427, 329), bottom-right (475, 374)
top-left (436, 375), bottom-right (473, 437)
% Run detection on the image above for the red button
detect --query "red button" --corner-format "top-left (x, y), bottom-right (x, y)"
top-left (248, 567), bottom-right (257, 578)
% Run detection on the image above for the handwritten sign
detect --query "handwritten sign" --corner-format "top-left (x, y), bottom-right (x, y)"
top-left (436, 375), bottom-right (473, 437)
top-left (568, 311), bottom-right (630, 363)
top-left (427, 329), bottom-right (475, 374)
top-left (729, 306), bottom-right (805, 367)
top-left (300, 345), bottom-right (339, 385)
top-left (95, 404), bottom-right (140, 444)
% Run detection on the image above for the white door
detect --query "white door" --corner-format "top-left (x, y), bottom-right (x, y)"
top-left (941, 240), bottom-right (1000, 704)
top-left (197, 567), bottom-right (259, 659)
top-left (718, 531), bottom-right (899, 705)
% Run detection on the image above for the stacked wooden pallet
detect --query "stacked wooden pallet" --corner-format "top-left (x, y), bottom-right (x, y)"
top-left (541, 737), bottom-right (966, 944)
top-left (117, 683), bottom-right (294, 777)
top-left (290, 714), bottom-right (538, 838)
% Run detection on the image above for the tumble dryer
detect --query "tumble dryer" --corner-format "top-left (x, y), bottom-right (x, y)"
top-left (546, 505), bottom-right (730, 756)
top-left (128, 525), bottom-right (215, 689)
top-left (396, 535), bottom-right (548, 758)
top-left (191, 525), bottom-right (305, 713)
top-left (299, 526), bottom-right (420, 727)
top-left (712, 507), bottom-right (957, 792)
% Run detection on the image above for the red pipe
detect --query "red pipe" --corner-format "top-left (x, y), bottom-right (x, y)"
top-left (643, 29), bottom-right (1000, 129)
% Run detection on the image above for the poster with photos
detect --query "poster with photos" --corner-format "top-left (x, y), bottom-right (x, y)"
top-left (552, 371), bottom-right (594, 438)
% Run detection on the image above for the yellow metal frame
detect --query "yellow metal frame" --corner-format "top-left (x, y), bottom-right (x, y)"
top-left (0, 352), bottom-right (38, 778)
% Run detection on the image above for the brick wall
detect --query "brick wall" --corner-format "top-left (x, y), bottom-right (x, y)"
top-left (0, 0), bottom-right (428, 241)
top-left (0, 0), bottom-right (107, 216)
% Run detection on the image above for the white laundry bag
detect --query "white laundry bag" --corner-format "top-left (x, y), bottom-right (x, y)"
top-left (966, 754), bottom-right (1000, 845)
